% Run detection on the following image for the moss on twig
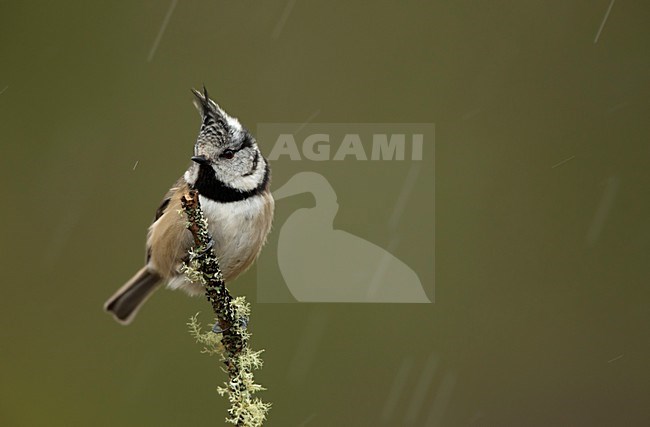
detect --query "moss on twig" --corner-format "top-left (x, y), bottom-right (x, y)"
top-left (181, 190), bottom-right (270, 427)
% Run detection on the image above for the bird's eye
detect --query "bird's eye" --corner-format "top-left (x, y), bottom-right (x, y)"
top-left (220, 149), bottom-right (235, 159)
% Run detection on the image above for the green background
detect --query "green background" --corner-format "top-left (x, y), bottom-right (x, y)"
top-left (1, 1), bottom-right (649, 426)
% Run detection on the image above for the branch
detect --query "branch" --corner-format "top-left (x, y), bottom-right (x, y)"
top-left (181, 189), bottom-right (270, 427)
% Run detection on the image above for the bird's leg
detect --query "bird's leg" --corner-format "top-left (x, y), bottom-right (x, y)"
top-left (195, 238), bottom-right (215, 259)
top-left (212, 316), bottom-right (249, 334)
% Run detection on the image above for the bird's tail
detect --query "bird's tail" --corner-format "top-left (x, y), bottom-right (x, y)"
top-left (104, 267), bottom-right (162, 325)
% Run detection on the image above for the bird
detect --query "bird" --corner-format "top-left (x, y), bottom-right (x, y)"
top-left (104, 87), bottom-right (274, 324)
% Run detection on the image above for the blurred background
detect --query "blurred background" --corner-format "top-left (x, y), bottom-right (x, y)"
top-left (1, 1), bottom-right (649, 426)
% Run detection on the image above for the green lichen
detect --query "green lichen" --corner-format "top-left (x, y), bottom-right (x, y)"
top-left (180, 256), bottom-right (207, 285)
top-left (187, 314), bottom-right (224, 356)
top-left (181, 190), bottom-right (270, 426)
top-left (188, 313), bottom-right (270, 427)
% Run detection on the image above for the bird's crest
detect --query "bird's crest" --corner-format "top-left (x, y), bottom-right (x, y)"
top-left (191, 86), bottom-right (229, 145)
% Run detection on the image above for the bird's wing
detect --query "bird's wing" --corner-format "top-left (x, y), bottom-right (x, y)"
top-left (154, 177), bottom-right (186, 222)
top-left (146, 177), bottom-right (189, 264)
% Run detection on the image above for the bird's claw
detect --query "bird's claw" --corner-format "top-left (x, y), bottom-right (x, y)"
top-left (212, 316), bottom-right (249, 334)
top-left (195, 239), bottom-right (215, 259)
top-left (201, 239), bottom-right (215, 254)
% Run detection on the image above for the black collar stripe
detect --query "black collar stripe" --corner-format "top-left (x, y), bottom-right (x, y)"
top-left (193, 162), bottom-right (269, 203)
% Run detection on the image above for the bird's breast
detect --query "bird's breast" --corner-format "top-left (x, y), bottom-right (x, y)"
top-left (199, 193), bottom-right (274, 281)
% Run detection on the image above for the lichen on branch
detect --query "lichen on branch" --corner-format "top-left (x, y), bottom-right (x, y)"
top-left (181, 190), bottom-right (270, 427)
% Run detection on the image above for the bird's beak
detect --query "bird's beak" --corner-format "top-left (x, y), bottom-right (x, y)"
top-left (191, 155), bottom-right (210, 165)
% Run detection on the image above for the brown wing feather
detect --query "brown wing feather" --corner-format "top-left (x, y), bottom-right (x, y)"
top-left (146, 178), bottom-right (195, 276)
top-left (154, 177), bottom-right (185, 221)
top-left (146, 177), bottom-right (184, 262)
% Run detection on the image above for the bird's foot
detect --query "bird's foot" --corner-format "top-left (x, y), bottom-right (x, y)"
top-left (212, 317), bottom-right (249, 334)
top-left (197, 239), bottom-right (215, 257)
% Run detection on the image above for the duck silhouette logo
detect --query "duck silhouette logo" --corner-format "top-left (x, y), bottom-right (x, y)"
top-left (267, 171), bottom-right (431, 303)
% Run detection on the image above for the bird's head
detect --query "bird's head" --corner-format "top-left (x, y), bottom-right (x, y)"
top-left (184, 87), bottom-right (267, 194)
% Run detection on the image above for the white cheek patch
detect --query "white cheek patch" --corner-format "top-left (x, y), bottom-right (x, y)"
top-left (184, 166), bottom-right (199, 185)
top-left (229, 156), bottom-right (266, 191)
